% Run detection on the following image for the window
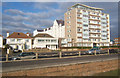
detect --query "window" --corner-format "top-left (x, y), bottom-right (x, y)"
top-left (51, 40), bottom-right (57, 42)
top-left (77, 19), bottom-right (81, 22)
top-left (77, 28), bottom-right (81, 32)
top-left (38, 39), bottom-right (44, 42)
top-left (67, 12), bottom-right (70, 15)
top-left (68, 35), bottom-right (71, 37)
top-left (83, 24), bottom-right (88, 27)
top-left (83, 15), bottom-right (88, 17)
top-left (17, 39), bottom-right (21, 42)
top-left (67, 21), bottom-right (70, 23)
top-left (77, 39), bottom-right (82, 42)
top-left (77, 34), bottom-right (82, 37)
top-left (25, 39), bottom-right (29, 42)
top-left (77, 24), bottom-right (81, 27)
top-left (67, 30), bottom-right (71, 32)
top-left (10, 39), bottom-right (15, 42)
top-left (77, 14), bottom-right (81, 17)
top-left (77, 10), bottom-right (80, 12)
top-left (83, 34), bottom-right (88, 36)
top-left (46, 39), bottom-right (50, 42)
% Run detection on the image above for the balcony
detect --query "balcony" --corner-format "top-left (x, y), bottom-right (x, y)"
top-left (7, 41), bottom-right (25, 45)
top-left (89, 23), bottom-right (100, 26)
top-left (89, 14), bottom-right (100, 17)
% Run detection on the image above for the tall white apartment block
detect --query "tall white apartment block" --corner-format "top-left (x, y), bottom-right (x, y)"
top-left (33, 20), bottom-right (65, 38)
top-left (64, 3), bottom-right (110, 47)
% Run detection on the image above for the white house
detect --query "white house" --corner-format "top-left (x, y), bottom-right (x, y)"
top-left (0, 35), bottom-right (3, 48)
top-left (33, 33), bottom-right (58, 50)
top-left (33, 19), bottom-right (65, 38)
top-left (6, 32), bottom-right (32, 50)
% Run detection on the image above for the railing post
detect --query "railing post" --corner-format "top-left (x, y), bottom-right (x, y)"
top-left (6, 54), bottom-right (8, 62)
top-left (59, 51), bottom-right (62, 58)
top-left (108, 48), bottom-right (110, 55)
top-left (79, 51), bottom-right (81, 57)
top-left (36, 53), bottom-right (38, 60)
top-left (6, 49), bottom-right (10, 62)
top-left (94, 50), bottom-right (96, 56)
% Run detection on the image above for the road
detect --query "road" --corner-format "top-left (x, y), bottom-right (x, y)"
top-left (2, 54), bottom-right (119, 73)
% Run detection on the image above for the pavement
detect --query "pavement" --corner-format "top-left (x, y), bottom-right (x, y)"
top-left (2, 54), bottom-right (119, 73)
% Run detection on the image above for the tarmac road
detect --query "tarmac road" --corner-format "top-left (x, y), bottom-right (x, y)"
top-left (2, 54), bottom-right (119, 73)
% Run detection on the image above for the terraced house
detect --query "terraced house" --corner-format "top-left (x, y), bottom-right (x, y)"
top-left (64, 3), bottom-right (110, 47)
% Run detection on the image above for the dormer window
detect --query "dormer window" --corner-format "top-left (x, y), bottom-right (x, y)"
top-left (18, 33), bottom-right (20, 35)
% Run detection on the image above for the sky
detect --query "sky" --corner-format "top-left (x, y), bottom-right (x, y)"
top-left (1, 2), bottom-right (118, 40)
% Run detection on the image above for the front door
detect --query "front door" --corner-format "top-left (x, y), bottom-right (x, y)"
top-left (93, 43), bottom-right (97, 47)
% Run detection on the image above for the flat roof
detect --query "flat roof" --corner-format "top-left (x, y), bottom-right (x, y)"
top-left (69, 3), bottom-right (104, 10)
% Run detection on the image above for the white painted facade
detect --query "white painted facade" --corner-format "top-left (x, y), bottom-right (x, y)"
top-left (7, 38), bottom-right (32, 50)
top-left (0, 36), bottom-right (3, 48)
top-left (33, 37), bottom-right (58, 50)
top-left (33, 20), bottom-right (65, 38)
top-left (6, 32), bottom-right (32, 50)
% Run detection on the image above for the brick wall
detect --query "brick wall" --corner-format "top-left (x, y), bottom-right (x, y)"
top-left (2, 59), bottom-right (118, 76)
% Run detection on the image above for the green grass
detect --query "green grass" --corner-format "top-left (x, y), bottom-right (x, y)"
top-left (94, 69), bottom-right (119, 76)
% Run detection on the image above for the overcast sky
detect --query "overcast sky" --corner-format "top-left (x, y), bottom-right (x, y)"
top-left (2, 2), bottom-right (118, 40)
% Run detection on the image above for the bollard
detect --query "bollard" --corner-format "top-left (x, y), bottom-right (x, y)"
top-left (59, 51), bottom-right (62, 58)
top-left (79, 51), bottom-right (81, 57)
top-left (36, 53), bottom-right (38, 60)
top-left (94, 50), bottom-right (96, 56)
top-left (108, 49), bottom-right (110, 55)
top-left (6, 54), bottom-right (8, 62)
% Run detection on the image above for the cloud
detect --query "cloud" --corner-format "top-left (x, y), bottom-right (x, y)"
top-left (2, 2), bottom-right (118, 39)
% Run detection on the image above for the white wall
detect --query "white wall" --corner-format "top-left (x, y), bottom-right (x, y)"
top-left (0, 37), bottom-right (3, 48)
top-left (33, 20), bottom-right (65, 38)
top-left (7, 38), bottom-right (32, 50)
top-left (33, 37), bottom-right (58, 50)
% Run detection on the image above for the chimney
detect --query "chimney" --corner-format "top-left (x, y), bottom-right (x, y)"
top-left (26, 32), bottom-right (29, 36)
top-left (7, 31), bottom-right (9, 37)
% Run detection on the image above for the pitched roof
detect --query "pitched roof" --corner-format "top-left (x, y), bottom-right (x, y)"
top-left (0, 35), bottom-right (2, 37)
top-left (34, 33), bottom-right (54, 38)
top-left (7, 32), bottom-right (31, 38)
top-left (56, 20), bottom-right (64, 26)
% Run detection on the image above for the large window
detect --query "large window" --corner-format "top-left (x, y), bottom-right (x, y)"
top-left (51, 40), bottom-right (57, 43)
top-left (38, 39), bottom-right (45, 42)
top-left (10, 39), bottom-right (15, 42)
top-left (25, 39), bottom-right (29, 42)
top-left (17, 39), bottom-right (22, 42)
top-left (77, 19), bottom-right (81, 22)
top-left (46, 39), bottom-right (50, 42)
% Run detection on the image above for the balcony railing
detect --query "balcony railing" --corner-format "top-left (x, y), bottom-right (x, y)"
top-left (7, 41), bottom-right (25, 44)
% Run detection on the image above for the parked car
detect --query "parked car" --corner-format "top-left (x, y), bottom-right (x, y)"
top-left (13, 49), bottom-right (22, 53)
top-left (13, 52), bottom-right (36, 60)
top-left (109, 49), bottom-right (118, 53)
top-left (85, 48), bottom-right (101, 55)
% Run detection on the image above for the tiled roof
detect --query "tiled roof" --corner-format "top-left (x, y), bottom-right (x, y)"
top-left (56, 20), bottom-right (64, 26)
top-left (7, 32), bottom-right (31, 38)
top-left (0, 35), bottom-right (2, 37)
top-left (34, 33), bottom-right (54, 38)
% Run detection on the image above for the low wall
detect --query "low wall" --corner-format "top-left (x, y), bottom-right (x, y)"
top-left (2, 59), bottom-right (118, 76)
